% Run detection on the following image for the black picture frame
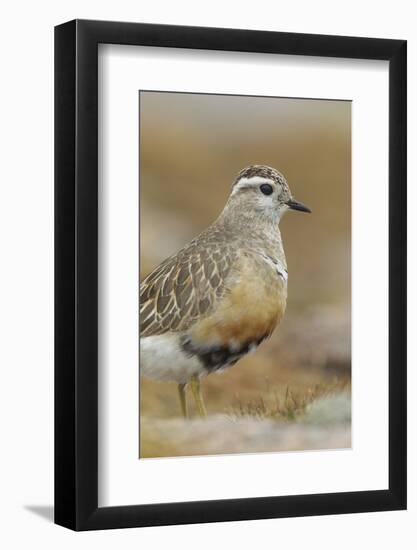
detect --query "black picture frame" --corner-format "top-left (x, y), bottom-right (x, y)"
top-left (55, 19), bottom-right (407, 531)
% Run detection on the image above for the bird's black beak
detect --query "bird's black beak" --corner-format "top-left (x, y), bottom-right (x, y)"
top-left (287, 199), bottom-right (311, 213)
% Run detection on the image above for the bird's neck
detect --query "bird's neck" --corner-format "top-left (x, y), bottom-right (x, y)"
top-left (215, 206), bottom-right (286, 264)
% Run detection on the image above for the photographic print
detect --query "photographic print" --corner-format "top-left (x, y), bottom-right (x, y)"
top-left (139, 91), bottom-right (351, 459)
top-left (55, 21), bottom-right (406, 529)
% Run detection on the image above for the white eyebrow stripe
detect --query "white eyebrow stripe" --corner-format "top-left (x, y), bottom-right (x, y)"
top-left (231, 176), bottom-right (275, 195)
top-left (257, 252), bottom-right (288, 282)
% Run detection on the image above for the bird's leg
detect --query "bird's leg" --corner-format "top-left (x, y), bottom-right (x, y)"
top-left (190, 375), bottom-right (207, 418)
top-left (178, 383), bottom-right (188, 419)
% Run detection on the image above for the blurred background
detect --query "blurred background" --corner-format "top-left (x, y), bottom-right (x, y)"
top-left (139, 91), bottom-right (351, 458)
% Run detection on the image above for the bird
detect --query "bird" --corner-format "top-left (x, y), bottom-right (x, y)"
top-left (139, 165), bottom-right (311, 418)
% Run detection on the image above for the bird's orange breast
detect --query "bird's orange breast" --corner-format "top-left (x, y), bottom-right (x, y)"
top-left (189, 257), bottom-right (287, 348)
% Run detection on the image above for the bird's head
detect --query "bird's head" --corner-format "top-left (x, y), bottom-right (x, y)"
top-left (228, 165), bottom-right (311, 223)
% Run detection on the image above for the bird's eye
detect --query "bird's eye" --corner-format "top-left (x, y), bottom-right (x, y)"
top-left (260, 184), bottom-right (273, 195)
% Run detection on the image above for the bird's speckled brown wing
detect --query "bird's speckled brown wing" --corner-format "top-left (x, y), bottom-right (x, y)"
top-left (140, 234), bottom-right (236, 337)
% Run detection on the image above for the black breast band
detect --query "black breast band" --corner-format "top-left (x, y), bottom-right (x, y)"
top-left (180, 335), bottom-right (267, 372)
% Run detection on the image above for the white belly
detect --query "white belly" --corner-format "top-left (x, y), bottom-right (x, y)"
top-left (140, 333), bottom-right (206, 383)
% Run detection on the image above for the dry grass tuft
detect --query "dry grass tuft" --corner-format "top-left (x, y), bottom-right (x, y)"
top-left (228, 379), bottom-right (350, 422)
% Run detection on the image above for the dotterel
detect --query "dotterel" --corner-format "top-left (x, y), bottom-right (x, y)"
top-left (140, 165), bottom-right (311, 417)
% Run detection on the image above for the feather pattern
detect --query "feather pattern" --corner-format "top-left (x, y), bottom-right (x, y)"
top-left (140, 227), bottom-right (236, 337)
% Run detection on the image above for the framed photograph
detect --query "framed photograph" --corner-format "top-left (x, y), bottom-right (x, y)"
top-left (55, 19), bottom-right (406, 530)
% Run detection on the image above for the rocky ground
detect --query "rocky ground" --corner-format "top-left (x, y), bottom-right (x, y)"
top-left (140, 393), bottom-right (351, 458)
